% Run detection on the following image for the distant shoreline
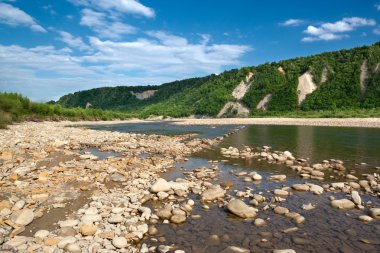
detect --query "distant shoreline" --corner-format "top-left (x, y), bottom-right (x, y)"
top-left (58, 117), bottom-right (380, 128)
top-left (173, 118), bottom-right (380, 128)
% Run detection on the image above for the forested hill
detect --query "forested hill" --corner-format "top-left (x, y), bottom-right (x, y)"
top-left (58, 42), bottom-right (380, 117)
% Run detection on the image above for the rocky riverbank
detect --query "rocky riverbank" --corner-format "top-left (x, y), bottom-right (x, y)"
top-left (0, 121), bottom-right (379, 253)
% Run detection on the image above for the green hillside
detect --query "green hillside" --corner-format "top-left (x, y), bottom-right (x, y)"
top-left (57, 42), bottom-right (380, 117)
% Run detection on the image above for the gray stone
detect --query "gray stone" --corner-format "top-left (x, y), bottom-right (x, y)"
top-left (112, 237), bottom-right (129, 249)
top-left (14, 208), bottom-right (34, 226)
top-left (201, 185), bottom-right (226, 201)
top-left (331, 199), bottom-right (355, 209)
top-left (151, 178), bottom-right (171, 193)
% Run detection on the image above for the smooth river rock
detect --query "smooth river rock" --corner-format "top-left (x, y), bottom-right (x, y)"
top-left (219, 246), bottom-right (250, 253)
top-left (201, 185), bottom-right (226, 201)
top-left (227, 199), bottom-right (257, 218)
top-left (331, 199), bottom-right (355, 209)
top-left (369, 208), bottom-right (380, 219)
top-left (14, 208), bottom-right (34, 226)
top-left (112, 237), bottom-right (129, 249)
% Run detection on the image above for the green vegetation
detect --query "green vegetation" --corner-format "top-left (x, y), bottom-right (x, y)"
top-left (56, 42), bottom-right (380, 117)
top-left (2, 42), bottom-right (380, 126)
top-left (0, 93), bottom-right (133, 129)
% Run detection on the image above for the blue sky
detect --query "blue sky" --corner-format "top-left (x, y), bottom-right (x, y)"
top-left (1, 0), bottom-right (380, 101)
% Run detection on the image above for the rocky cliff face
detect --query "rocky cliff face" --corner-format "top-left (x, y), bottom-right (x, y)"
top-left (130, 90), bottom-right (158, 100)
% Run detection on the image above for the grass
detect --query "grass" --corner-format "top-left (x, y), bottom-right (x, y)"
top-left (0, 93), bottom-right (135, 129)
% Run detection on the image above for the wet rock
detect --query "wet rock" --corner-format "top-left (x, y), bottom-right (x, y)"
top-left (158, 245), bottom-right (171, 253)
top-left (201, 185), bottom-right (226, 201)
top-left (274, 206), bottom-right (289, 215)
top-left (3, 236), bottom-right (27, 248)
top-left (151, 178), bottom-right (171, 193)
top-left (358, 215), bottom-right (373, 222)
top-left (269, 175), bottom-right (286, 181)
top-left (309, 184), bottom-right (324, 195)
top-left (252, 173), bottom-right (262, 181)
top-left (292, 184), bottom-right (310, 191)
top-left (206, 234), bottom-right (220, 246)
top-left (148, 225), bottom-right (158, 235)
top-left (351, 191), bottom-right (361, 205)
top-left (157, 206), bottom-right (172, 220)
top-left (302, 203), bottom-right (315, 211)
top-left (227, 199), bottom-right (257, 218)
top-left (220, 181), bottom-right (234, 188)
top-left (170, 214), bottom-right (186, 224)
top-left (254, 218), bottom-right (266, 227)
top-left (369, 208), bottom-right (380, 219)
top-left (219, 246), bottom-right (250, 253)
top-left (273, 250), bottom-right (296, 253)
top-left (13, 208), bottom-right (34, 226)
top-left (112, 237), bottom-right (129, 249)
top-left (80, 224), bottom-right (97, 236)
top-left (331, 199), bottom-right (355, 209)
top-left (274, 189), bottom-right (289, 196)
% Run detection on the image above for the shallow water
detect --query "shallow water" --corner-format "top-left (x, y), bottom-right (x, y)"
top-left (83, 121), bottom-right (243, 139)
top-left (89, 122), bottom-right (380, 252)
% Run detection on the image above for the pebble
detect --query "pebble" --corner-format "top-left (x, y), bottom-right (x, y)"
top-left (274, 206), bottom-right (289, 215)
top-left (151, 178), bottom-right (171, 193)
top-left (112, 237), bottom-right (129, 249)
top-left (254, 218), bottom-right (266, 227)
top-left (65, 243), bottom-right (81, 253)
top-left (358, 215), bottom-right (373, 222)
top-left (227, 199), bottom-right (257, 218)
top-left (369, 208), bottom-right (380, 219)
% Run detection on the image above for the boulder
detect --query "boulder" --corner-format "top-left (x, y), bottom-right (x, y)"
top-left (13, 208), bottom-right (34, 226)
top-left (201, 185), bottom-right (226, 201)
top-left (151, 178), bottom-right (171, 193)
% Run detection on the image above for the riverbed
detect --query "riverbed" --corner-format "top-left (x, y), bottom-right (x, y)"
top-left (0, 121), bottom-right (379, 253)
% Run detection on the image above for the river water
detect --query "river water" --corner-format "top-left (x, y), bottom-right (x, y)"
top-left (86, 121), bottom-right (380, 253)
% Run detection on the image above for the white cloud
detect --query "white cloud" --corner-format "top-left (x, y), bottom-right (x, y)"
top-left (375, 3), bottom-right (380, 11)
top-left (279, 19), bottom-right (305, 27)
top-left (374, 26), bottom-right (380, 35)
top-left (0, 3), bottom-right (46, 32)
top-left (80, 8), bottom-right (136, 39)
top-left (57, 31), bottom-right (90, 51)
top-left (302, 17), bottom-right (376, 42)
top-left (0, 32), bottom-right (250, 101)
top-left (68, 0), bottom-right (155, 18)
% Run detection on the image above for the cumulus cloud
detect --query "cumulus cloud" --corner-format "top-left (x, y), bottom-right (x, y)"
top-left (302, 17), bottom-right (376, 42)
top-left (374, 26), bottom-right (380, 35)
top-left (375, 3), bottom-right (380, 11)
top-left (0, 32), bottom-right (250, 100)
top-left (0, 3), bottom-right (46, 32)
top-left (80, 8), bottom-right (137, 39)
top-left (279, 19), bottom-right (305, 27)
top-left (68, 0), bottom-right (155, 18)
top-left (57, 31), bottom-right (90, 51)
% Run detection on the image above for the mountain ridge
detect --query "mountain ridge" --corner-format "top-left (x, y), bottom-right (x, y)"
top-left (57, 42), bottom-right (380, 117)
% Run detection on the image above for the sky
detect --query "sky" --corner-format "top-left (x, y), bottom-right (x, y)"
top-left (0, 0), bottom-right (380, 101)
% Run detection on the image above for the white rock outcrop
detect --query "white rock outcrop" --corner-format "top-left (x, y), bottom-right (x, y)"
top-left (256, 93), bottom-right (272, 111)
top-left (297, 71), bottom-right (317, 105)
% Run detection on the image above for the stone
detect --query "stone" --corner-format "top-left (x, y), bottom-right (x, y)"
top-left (170, 214), bottom-right (186, 224)
top-left (44, 237), bottom-right (59, 246)
top-left (34, 230), bottom-right (50, 239)
top-left (351, 191), bottom-right (361, 205)
top-left (273, 250), bottom-right (296, 253)
top-left (148, 225), bottom-right (158, 235)
top-left (252, 173), bottom-right (263, 181)
top-left (59, 219), bottom-right (79, 228)
top-left (80, 224), bottom-right (97, 236)
top-left (112, 237), bottom-right (129, 249)
top-left (274, 189), bottom-right (289, 196)
top-left (220, 181), bottom-right (234, 188)
top-left (309, 184), bottom-right (323, 195)
top-left (58, 227), bottom-right (77, 237)
top-left (108, 214), bottom-right (124, 223)
top-left (201, 185), bottom-right (226, 201)
top-left (14, 208), bottom-right (34, 226)
top-left (291, 184), bottom-right (310, 191)
top-left (369, 208), bottom-right (380, 219)
top-left (219, 246), bottom-right (250, 253)
top-left (227, 199), bottom-right (257, 218)
top-left (66, 243), bottom-right (81, 253)
top-left (331, 199), bottom-right (355, 209)
top-left (81, 214), bottom-right (102, 224)
top-left (311, 170), bottom-right (324, 177)
top-left (84, 207), bottom-right (98, 215)
top-left (151, 178), bottom-right (171, 193)
top-left (157, 206), bottom-right (172, 220)
top-left (269, 175), bottom-right (287, 181)
top-left (274, 206), bottom-right (289, 215)
top-left (302, 203), bottom-right (315, 211)
top-left (4, 236), bottom-right (27, 248)
top-left (358, 215), bottom-right (373, 222)
top-left (254, 218), bottom-right (266, 227)
top-left (13, 200), bottom-right (25, 211)
top-left (157, 191), bottom-right (169, 199)
top-left (158, 245), bottom-right (170, 253)
top-left (0, 200), bottom-right (11, 211)
top-left (99, 231), bottom-right (115, 239)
